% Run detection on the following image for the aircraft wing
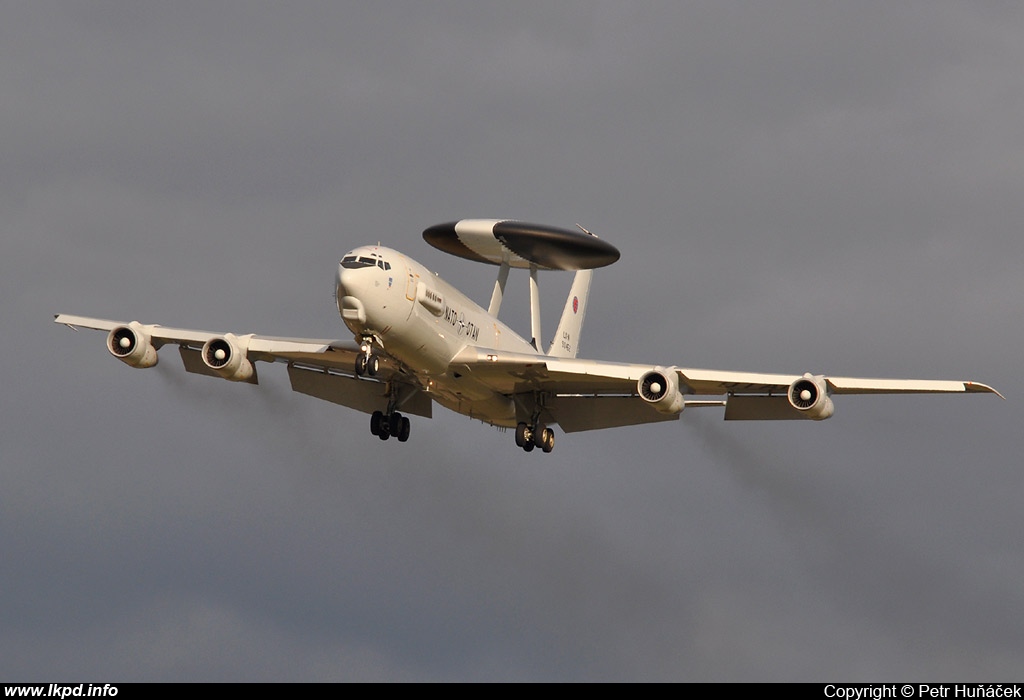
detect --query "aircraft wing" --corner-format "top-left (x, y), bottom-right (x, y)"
top-left (449, 346), bottom-right (1001, 432)
top-left (672, 367), bottom-right (1000, 397)
top-left (53, 314), bottom-right (433, 418)
top-left (55, 313), bottom-right (359, 366)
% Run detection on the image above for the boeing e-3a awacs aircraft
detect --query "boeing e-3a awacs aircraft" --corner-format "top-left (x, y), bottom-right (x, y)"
top-left (55, 219), bottom-right (1001, 454)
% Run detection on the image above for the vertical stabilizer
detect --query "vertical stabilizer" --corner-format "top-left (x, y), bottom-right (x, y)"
top-left (547, 269), bottom-right (592, 358)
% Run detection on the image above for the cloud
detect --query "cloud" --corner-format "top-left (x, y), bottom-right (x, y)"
top-left (4, 1), bottom-right (1021, 681)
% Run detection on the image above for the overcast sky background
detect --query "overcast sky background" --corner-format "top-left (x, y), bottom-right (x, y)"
top-left (3, 1), bottom-right (1022, 681)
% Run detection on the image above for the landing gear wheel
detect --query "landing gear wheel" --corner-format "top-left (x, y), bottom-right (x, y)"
top-left (370, 410), bottom-right (384, 436)
top-left (514, 421), bottom-right (554, 453)
top-left (355, 353), bottom-right (380, 377)
top-left (540, 427), bottom-right (555, 453)
top-left (515, 422), bottom-right (529, 448)
top-left (370, 408), bottom-right (411, 444)
top-left (389, 411), bottom-right (403, 435)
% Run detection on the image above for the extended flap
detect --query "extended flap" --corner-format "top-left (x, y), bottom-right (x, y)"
top-left (724, 395), bottom-right (810, 421)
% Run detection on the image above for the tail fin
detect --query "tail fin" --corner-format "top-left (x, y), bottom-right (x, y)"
top-left (547, 269), bottom-right (592, 358)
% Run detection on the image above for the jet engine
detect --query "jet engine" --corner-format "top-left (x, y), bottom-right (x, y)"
top-left (638, 366), bottom-right (685, 415)
top-left (201, 334), bottom-right (256, 382)
top-left (787, 374), bottom-right (835, 420)
top-left (106, 323), bottom-right (158, 368)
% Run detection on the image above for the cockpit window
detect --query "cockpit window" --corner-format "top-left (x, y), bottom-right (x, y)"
top-left (341, 253), bottom-right (392, 270)
top-left (341, 255), bottom-right (376, 269)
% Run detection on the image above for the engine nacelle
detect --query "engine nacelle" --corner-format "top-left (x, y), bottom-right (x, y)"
top-left (787, 373), bottom-right (835, 420)
top-left (638, 366), bottom-right (685, 415)
top-left (107, 323), bottom-right (158, 368)
top-left (201, 333), bottom-right (256, 382)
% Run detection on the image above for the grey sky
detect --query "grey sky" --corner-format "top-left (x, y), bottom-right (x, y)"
top-left (3, 1), bottom-right (1021, 681)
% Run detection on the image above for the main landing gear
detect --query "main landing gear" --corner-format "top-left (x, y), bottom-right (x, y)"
top-left (371, 410), bottom-right (411, 442)
top-left (353, 338), bottom-right (411, 443)
top-left (515, 422), bottom-right (555, 454)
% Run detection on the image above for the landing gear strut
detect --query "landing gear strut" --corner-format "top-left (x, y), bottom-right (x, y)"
top-left (515, 422), bottom-right (555, 454)
top-left (371, 410), bottom-right (411, 442)
top-left (365, 362), bottom-right (416, 444)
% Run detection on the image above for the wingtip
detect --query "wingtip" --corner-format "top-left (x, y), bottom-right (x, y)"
top-left (53, 313), bottom-right (77, 330)
top-left (966, 381), bottom-right (1005, 400)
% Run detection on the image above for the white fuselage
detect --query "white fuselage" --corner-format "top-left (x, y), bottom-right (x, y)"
top-left (335, 245), bottom-right (536, 426)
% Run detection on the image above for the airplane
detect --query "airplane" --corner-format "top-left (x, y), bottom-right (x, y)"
top-left (55, 219), bottom-right (1002, 454)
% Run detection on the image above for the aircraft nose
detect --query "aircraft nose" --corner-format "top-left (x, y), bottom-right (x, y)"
top-left (336, 266), bottom-right (364, 298)
top-left (336, 266), bottom-right (369, 327)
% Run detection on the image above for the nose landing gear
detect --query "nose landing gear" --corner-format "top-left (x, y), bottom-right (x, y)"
top-left (354, 338), bottom-right (381, 377)
top-left (356, 353), bottom-right (379, 376)
top-left (515, 422), bottom-right (555, 454)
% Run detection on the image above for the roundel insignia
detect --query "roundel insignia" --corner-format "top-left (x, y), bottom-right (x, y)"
top-left (573, 296), bottom-right (579, 314)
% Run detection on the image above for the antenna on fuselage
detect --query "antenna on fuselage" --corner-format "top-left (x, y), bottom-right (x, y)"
top-left (528, 263), bottom-right (541, 350)
top-left (421, 219), bottom-right (621, 347)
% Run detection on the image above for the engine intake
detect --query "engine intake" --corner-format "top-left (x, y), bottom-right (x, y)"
top-left (787, 374), bottom-right (835, 420)
top-left (201, 334), bottom-right (256, 382)
top-left (106, 323), bottom-right (158, 368)
top-left (638, 366), bottom-right (685, 415)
